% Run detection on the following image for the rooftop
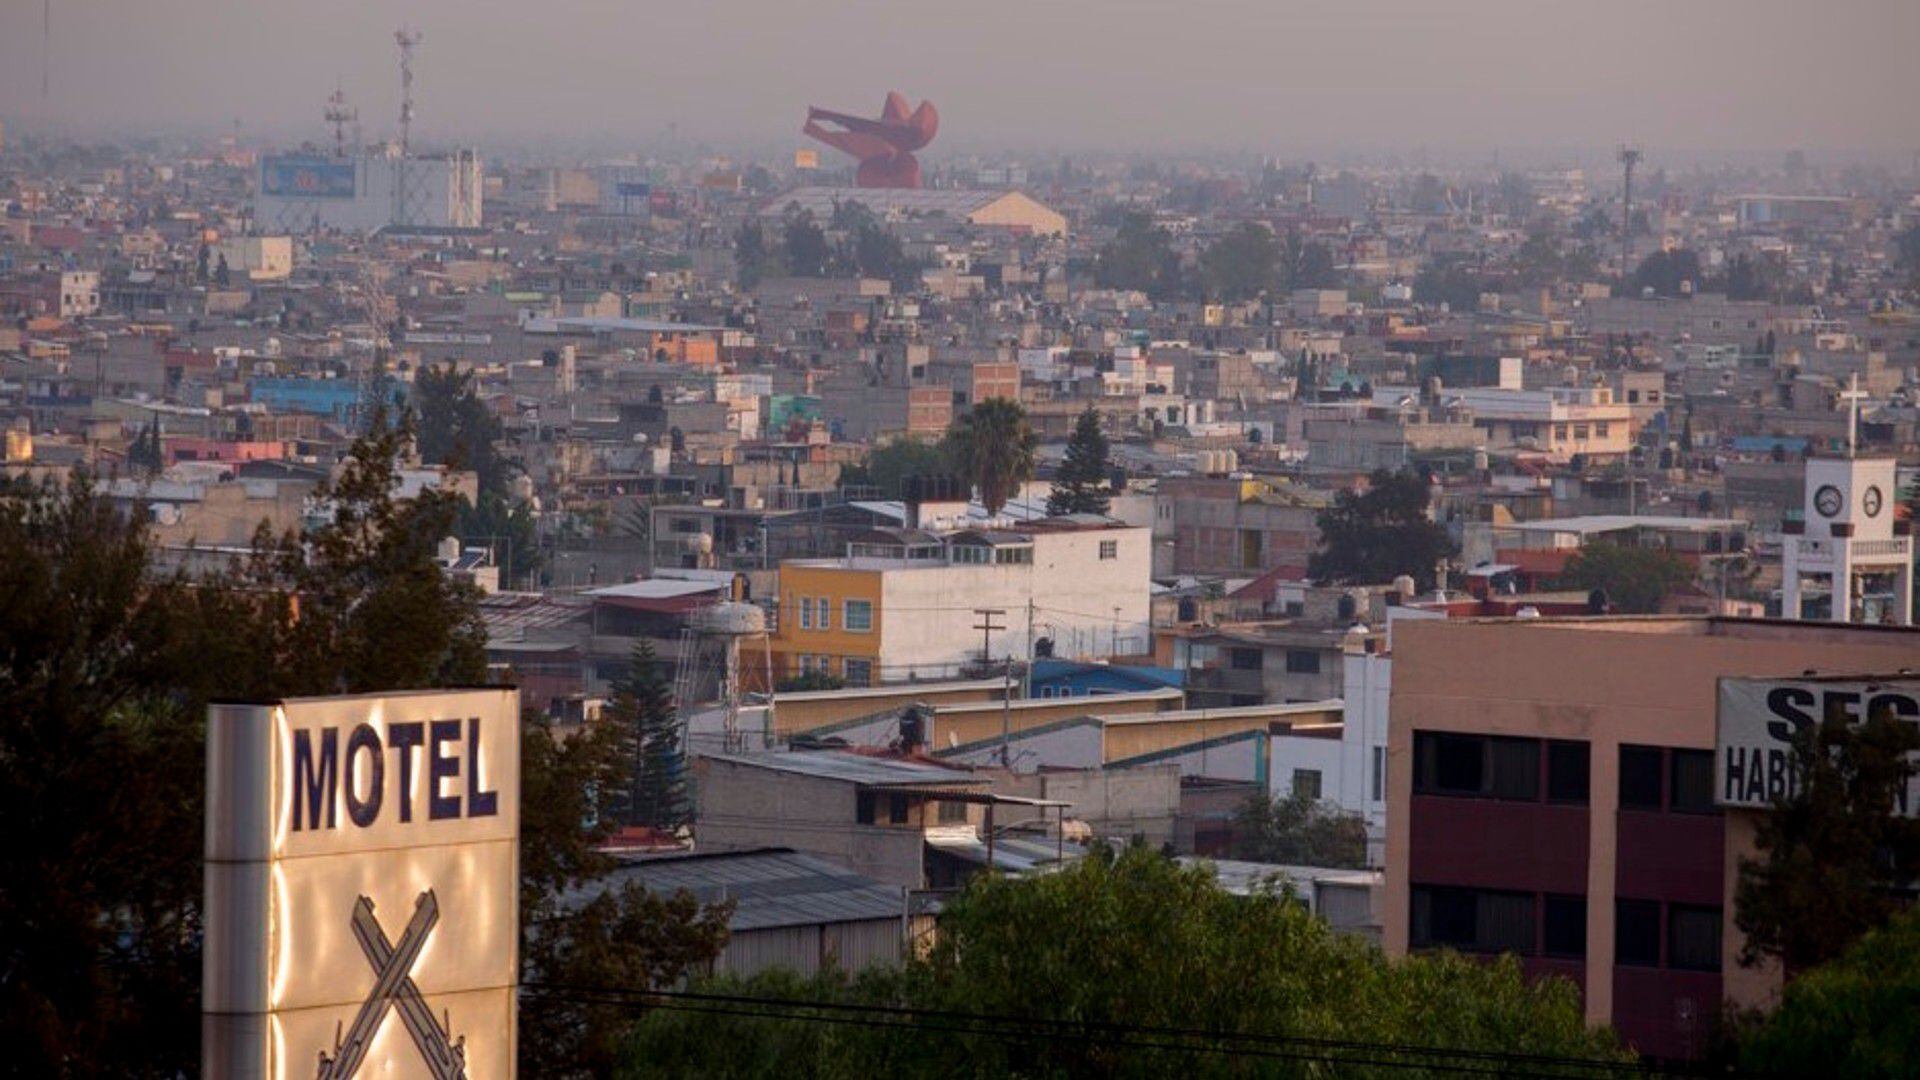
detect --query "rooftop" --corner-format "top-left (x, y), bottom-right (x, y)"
top-left (560, 848), bottom-right (918, 931)
top-left (703, 748), bottom-right (988, 789)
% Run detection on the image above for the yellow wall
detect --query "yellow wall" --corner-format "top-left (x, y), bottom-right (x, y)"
top-left (930, 691), bottom-right (1180, 748)
top-left (770, 564), bottom-right (883, 685)
top-left (773, 682), bottom-right (1002, 735)
top-left (1102, 707), bottom-right (1340, 762)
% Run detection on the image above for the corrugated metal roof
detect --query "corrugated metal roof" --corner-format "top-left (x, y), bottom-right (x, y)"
top-left (705, 749), bottom-right (987, 788)
top-left (565, 849), bottom-right (910, 931)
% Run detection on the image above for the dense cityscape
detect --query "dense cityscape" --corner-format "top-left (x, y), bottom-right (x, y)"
top-left (2, 5), bottom-right (1918, 1077)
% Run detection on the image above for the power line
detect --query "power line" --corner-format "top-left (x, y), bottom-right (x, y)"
top-left (520, 982), bottom-right (1687, 1077)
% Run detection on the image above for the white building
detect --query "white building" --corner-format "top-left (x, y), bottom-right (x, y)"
top-left (1781, 454), bottom-right (1913, 624)
top-left (254, 150), bottom-right (483, 234)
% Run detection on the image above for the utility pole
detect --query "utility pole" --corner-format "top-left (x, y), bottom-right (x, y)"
top-left (1023, 599), bottom-right (1036, 699)
top-left (973, 607), bottom-right (1009, 766)
top-left (971, 608), bottom-right (1005, 667)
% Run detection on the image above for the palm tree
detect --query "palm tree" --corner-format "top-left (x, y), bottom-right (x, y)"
top-left (948, 398), bottom-right (1037, 517)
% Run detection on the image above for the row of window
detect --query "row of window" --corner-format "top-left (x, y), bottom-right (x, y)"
top-left (1409, 887), bottom-right (1724, 972)
top-left (1226, 648), bottom-right (1323, 674)
top-left (1411, 733), bottom-right (1719, 814)
top-left (793, 597), bottom-right (873, 633)
top-left (794, 654), bottom-right (873, 686)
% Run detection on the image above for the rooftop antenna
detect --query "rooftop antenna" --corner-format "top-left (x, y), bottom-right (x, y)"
top-left (323, 83), bottom-right (357, 158)
top-left (1617, 145), bottom-right (1642, 278)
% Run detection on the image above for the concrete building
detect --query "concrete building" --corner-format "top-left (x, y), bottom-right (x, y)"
top-left (253, 150), bottom-right (483, 233)
top-left (1448, 385), bottom-right (1635, 461)
top-left (1779, 455), bottom-right (1912, 625)
top-left (1383, 616), bottom-right (1920, 1060)
top-left (770, 518), bottom-right (1152, 685)
top-left (212, 236), bottom-right (294, 282)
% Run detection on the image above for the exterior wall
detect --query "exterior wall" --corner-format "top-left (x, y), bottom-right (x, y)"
top-left (769, 681), bottom-right (1001, 736)
top-left (1116, 731), bottom-right (1267, 785)
top-left (718, 916), bottom-right (932, 978)
top-left (1338, 652), bottom-right (1392, 843)
top-left (1384, 617), bottom-right (1920, 1053)
top-left (1155, 478), bottom-right (1320, 578)
top-left (771, 564), bottom-right (884, 685)
top-left (1270, 732), bottom-right (1347, 800)
top-left (693, 758), bottom-right (927, 887)
top-left (932, 691), bottom-right (1177, 749)
top-left (941, 722), bottom-right (1106, 770)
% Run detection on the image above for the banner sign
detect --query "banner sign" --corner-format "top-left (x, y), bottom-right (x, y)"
top-left (204, 688), bottom-right (520, 1078)
top-left (261, 155), bottom-right (358, 198)
top-left (1714, 677), bottom-right (1920, 812)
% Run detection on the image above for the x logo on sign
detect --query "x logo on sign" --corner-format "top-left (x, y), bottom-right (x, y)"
top-left (317, 890), bottom-right (468, 1080)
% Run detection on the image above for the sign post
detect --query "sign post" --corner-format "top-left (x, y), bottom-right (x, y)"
top-left (204, 689), bottom-right (520, 1078)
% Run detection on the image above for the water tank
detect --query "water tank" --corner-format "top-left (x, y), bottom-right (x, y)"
top-left (438, 536), bottom-right (462, 563)
top-left (691, 601), bottom-right (766, 636)
top-left (1392, 575), bottom-right (1417, 600)
top-left (683, 533), bottom-right (714, 555)
top-left (1515, 606), bottom-right (1541, 619)
top-left (1472, 447), bottom-right (1489, 472)
top-left (1221, 449), bottom-right (1238, 473)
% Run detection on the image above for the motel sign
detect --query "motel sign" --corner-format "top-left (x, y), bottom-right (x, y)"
top-left (204, 689), bottom-right (520, 1078)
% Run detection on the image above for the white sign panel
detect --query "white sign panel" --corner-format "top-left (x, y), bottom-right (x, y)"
top-left (1714, 677), bottom-right (1920, 812)
top-left (205, 688), bottom-right (520, 1079)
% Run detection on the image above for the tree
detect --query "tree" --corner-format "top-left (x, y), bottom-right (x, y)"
top-left (604, 641), bottom-right (689, 833)
top-left (1231, 792), bottom-right (1368, 868)
top-left (1734, 700), bottom-right (1920, 974)
top-left (413, 362), bottom-right (509, 497)
top-left (1046, 406), bottom-right (1113, 517)
top-left (1279, 229), bottom-right (1340, 291)
top-left (1197, 222), bottom-right (1276, 302)
top-left (947, 398), bottom-right (1037, 517)
top-left (1735, 905), bottom-right (1920, 1079)
top-left (837, 436), bottom-right (951, 499)
top-left (1895, 223), bottom-right (1920, 293)
top-left (459, 490), bottom-right (545, 588)
top-left (1412, 255), bottom-right (1489, 310)
top-left (776, 670), bottom-right (846, 693)
top-left (622, 846), bottom-right (1630, 1078)
top-left (1629, 249), bottom-right (1704, 298)
top-left (126, 417), bottom-right (164, 475)
top-left (1093, 212), bottom-right (1185, 300)
top-left (733, 222), bottom-right (775, 289)
top-left (215, 252), bottom-right (231, 289)
top-left (1307, 470), bottom-right (1454, 591)
top-left (1557, 543), bottom-right (1694, 614)
top-left (780, 207), bottom-right (831, 278)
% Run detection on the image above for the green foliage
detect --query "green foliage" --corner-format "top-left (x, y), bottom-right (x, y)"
top-left (1278, 229), bottom-right (1341, 291)
top-left (126, 417), bottom-right (164, 475)
top-left (620, 847), bottom-right (1629, 1078)
top-left (605, 641), bottom-right (689, 833)
top-left (412, 362), bottom-right (510, 498)
top-left (1557, 543), bottom-right (1694, 614)
top-left (1895, 223), bottom-right (1920, 292)
top-left (459, 490), bottom-right (545, 588)
top-left (1197, 222), bottom-right (1277, 301)
top-left (1093, 211), bottom-right (1186, 300)
top-left (1412, 255), bottom-right (1490, 310)
top-left (1718, 252), bottom-right (1790, 302)
top-left (1735, 906), bottom-right (1920, 1078)
top-left (838, 436), bottom-right (951, 499)
top-left (733, 222), bottom-right (774, 289)
top-left (1734, 702), bottom-right (1920, 973)
top-left (947, 398), bottom-right (1037, 516)
top-left (828, 201), bottom-right (923, 289)
top-left (1231, 792), bottom-right (1368, 868)
top-left (1045, 406), bottom-right (1113, 517)
top-left (1307, 470), bottom-right (1455, 591)
top-left (1628, 248), bottom-right (1704, 298)
top-left (781, 207), bottom-right (832, 277)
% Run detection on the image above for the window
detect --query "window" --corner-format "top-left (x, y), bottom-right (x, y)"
top-left (1573, 424), bottom-right (1590, 440)
top-left (937, 799), bottom-right (969, 824)
top-left (1411, 886), bottom-right (1536, 954)
top-left (1670, 749), bottom-right (1718, 814)
top-left (1553, 424), bottom-right (1570, 441)
top-left (1371, 746), bottom-right (1385, 802)
top-left (1099, 540), bottom-right (1118, 560)
top-left (1546, 740), bottom-right (1590, 804)
top-left (1668, 905), bottom-right (1723, 972)
top-left (1616, 899), bottom-right (1661, 967)
top-left (951, 544), bottom-right (990, 565)
top-left (1543, 896), bottom-right (1587, 959)
top-left (888, 793), bottom-right (910, 825)
top-left (1293, 769), bottom-right (1322, 800)
top-left (798, 654), bottom-right (816, 675)
top-left (798, 597), bottom-right (814, 631)
top-left (1595, 422), bottom-right (1611, 438)
top-left (1489, 737), bottom-right (1541, 801)
top-left (843, 658), bottom-right (872, 687)
top-left (815, 597), bottom-right (831, 631)
top-left (856, 791), bottom-right (876, 824)
top-left (1620, 745), bottom-right (1664, 809)
top-left (844, 599), bottom-right (873, 632)
top-left (1229, 648), bottom-right (1263, 671)
top-left (1285, 649), bottom-right (1322, 675)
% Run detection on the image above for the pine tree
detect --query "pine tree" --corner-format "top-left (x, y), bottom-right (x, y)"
top-left (606, 640), bottom-right (689, 832)
top-left (1046, 406), bottom-right (1113, 517)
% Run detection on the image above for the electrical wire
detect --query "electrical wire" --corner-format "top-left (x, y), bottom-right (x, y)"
top-left (520, 981), bottom-right (1701, 1078)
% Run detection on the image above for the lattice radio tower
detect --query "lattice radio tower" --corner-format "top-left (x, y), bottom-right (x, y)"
top-left (394, 29), bottom-right (422, 228)
top-left (324, 84), bottom-right (357, 158)
top-left (1617, 144), bottom-right (1642, 277)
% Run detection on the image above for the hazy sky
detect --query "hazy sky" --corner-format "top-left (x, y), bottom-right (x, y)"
top-left (3, 0), bottom-right (1917, 160)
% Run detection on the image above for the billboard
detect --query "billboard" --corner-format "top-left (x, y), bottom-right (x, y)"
top-left (1714, 677), bottom-right (1920, 812)
top-left (261, 155), bottom-right (358, 198)
top-left (204, 688), bottom-right (520, 1079)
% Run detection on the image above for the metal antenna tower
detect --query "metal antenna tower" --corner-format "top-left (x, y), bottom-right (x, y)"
top-left (1617, 145), bottom-right (1642, 278)
top-left (324, 84), bottom-right (357, 158)
top-left (394, 29), bottom-right (422, 157)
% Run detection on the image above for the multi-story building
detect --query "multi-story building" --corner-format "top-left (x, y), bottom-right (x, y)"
top-left (769, 518), bottom-right (1151, 686)
top-left (1384, 616), bottom-right (1920, 1061)
top-left (1450, 385), bottom-right (1635, 461)
top-left (1152, 475), bottom-right (1324, 578)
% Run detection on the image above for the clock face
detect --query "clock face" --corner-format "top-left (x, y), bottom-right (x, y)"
top-left (1814, 484), bottom-right (1844, 518)
top-left (1863, 485), bottom-right (1883, 517)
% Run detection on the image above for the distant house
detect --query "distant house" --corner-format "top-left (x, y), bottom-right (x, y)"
top-left (1026, 659), bottom-right (1184, 699)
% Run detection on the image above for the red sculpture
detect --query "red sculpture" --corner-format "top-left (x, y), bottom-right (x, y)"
top-left (803, 91), bottom-right (939, 189)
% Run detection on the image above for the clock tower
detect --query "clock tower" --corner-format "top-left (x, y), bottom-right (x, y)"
top-left (1781, 454), bottom-right (1912, 624)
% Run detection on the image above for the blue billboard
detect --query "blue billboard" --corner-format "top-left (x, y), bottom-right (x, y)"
top-left (261, 155), bottom-right (357, 198)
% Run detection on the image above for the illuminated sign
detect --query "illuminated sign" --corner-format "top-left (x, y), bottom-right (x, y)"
top-left (1715, 677), bottom-right (1920, 811)
top-left (204, 689), bottom-right (519, 1078)
top-left (261, 155), bottom-right (358, 199)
